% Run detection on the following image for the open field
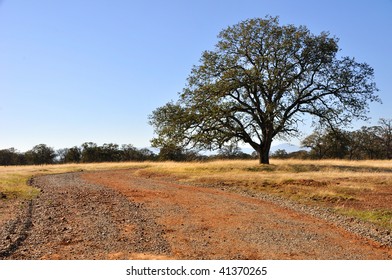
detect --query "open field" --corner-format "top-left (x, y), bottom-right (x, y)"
top-left (1, 159), bottom-right (392, 259)
top-left (1, 159), bottom-right (392, 231)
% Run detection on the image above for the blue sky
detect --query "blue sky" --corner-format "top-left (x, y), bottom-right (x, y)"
top-left (1, 0), bottom-right (391, 152)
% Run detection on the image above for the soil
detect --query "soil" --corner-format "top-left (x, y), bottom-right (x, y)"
top-left (1, 168), bottom-right (392, 260)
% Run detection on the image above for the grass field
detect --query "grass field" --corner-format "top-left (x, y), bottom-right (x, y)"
top-left (1, 159), bottom-right (392, 230)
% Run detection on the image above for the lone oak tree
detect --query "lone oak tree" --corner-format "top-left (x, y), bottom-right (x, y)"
top-left (149, 17), bottom-right (379, 164)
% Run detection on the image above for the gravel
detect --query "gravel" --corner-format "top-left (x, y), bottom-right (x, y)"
top-left (0, 172), bottom-right (170, 259)
top-left (227, 186), bottom-right (392, 247)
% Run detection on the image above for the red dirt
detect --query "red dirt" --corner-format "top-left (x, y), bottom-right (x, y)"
top-left (82, 169), bottom-right (392, 259)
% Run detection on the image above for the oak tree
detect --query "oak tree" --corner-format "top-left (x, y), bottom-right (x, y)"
top-left (149, 16), bottom-right (379, 164)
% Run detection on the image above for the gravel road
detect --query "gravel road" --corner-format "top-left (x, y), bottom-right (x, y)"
top-left (0, 172), bottom-right (170, 259)
top-left (1, 169), bottom-right (392, 259)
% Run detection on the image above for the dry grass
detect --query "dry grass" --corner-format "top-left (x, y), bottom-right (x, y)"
top-left (1, 159), bottom-right (392, 230)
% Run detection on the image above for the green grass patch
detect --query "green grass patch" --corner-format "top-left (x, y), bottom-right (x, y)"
top-left (0, 174), bottom-right (39, 200)
top-left (309, 193), bottom-right (356, 203)
top-left (336, 208), bottom-right (392, 230)
top-left (243, 164), bottom-right (277, 172)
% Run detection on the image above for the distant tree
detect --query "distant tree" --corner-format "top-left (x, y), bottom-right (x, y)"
top-left (158, 144), bottom-right (200, 161)
top-left (322, 129), bottom-right (350, 159)
top-left (271, 149), bottom-right (289, 159)
top-left (301, 129), bottom-right (327, 159)
top-left (25, 144), bottom-right (56, 165)
top-left (62, 146), bottom-right (82, 163)
top-left (158, 144), bottom-right (185, 161)
top-left (80, 142), bottom-right (100, 163)
top-left (301, 128), bottom-right (350, 159)
top-left (0, 148), bottom-right (19, 166)
top-left (100, 143), bottom-right (121, 162)
top-left (56, 148), bottom-right (68, 163)
top-left (121, 144), bottom-right (136, 161)
top-left (150, 16), bottom-right (379, 164)
top-left (217, 142), bottom-right (242, 158)
top-left (287, 150), bottom-right (310, 159)
top-left (358, 126), bottom-right (384, 159)
top-left (16, 153), bottom-right (27, 165)
top-left (345, 130), bottom-right (365, 160)
top-left (378, 118), bottom-right (392, 159)
top-left (120, 144), bottom-right (143, 161)
top-left (138, 148), bottom-right (157, 161)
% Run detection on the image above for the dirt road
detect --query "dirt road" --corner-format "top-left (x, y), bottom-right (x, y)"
top-left (1, 169), bottom-right (392, 259)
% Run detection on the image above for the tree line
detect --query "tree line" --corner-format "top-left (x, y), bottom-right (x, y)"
top-left (1, 117), bottom-right (391, 166)
top-left (0, 141), bottom-right (254, 166)
top-left (151, 118), bottom-right (392, 162)
top-left (272, 118), bottom-right (392, 160)
top-left (0, 142), bottom-right (156, 166)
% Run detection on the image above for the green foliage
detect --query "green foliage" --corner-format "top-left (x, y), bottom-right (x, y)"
top-left (302, 128), bottom-right (350, 159)
top-left (158, 144), bottom-right (187, 161)
top-left (149, 16), bottom-right (379, 164)
top-left (0, 143), bottom-right (157, 166)
top-left (271, 149), bottom-right (289, 159)
top-left (302, 118), bottom-right (392, 160)
top-left (25, 144), bottom-right (56, 165)
top-left (0, 148), bottom-right (23, 165)
top-left (0, 174), bottom-right (40, 200)
top-left (337, 208), bottom-right (392, 230)
top-left (78, 142), bottom-right (156, 163)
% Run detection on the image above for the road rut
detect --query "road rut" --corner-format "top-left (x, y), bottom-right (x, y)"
top-left (1, 169), bottom-right (392, 259)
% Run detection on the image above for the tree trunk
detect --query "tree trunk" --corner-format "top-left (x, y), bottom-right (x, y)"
top-left (259, 150), bottom-right (270, 164)
top-left (258, 138), bottom-right (272, 164)
top-left (249, 139), bottom-right (271, 164)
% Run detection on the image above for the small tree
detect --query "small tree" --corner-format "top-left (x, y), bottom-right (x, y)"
top-left (80, 142), bottom-right (100, 163)
top-left (149, 16), bottom-right (379, 164)
top-left (302, 128), bottom-right (350, 159)
top-left (217, 142), bottom-right (242, 158)
top-left (271, 149), bottom-right (289, 159)
top-left (63, 146), bottom-right (82, 163)
top-left (378, 118), bottom-right (392, 159)
top-left (25, 144), bottom-right (56, 165)
top-left (301, 129), bottom-right (327, 159)
top-left (158, 144), bottom-right (188, 161)
top-left (0, 148), bottom-right (19, 166)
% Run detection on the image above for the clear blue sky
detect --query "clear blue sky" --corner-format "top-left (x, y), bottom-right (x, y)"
top-left (1, 0), bottom-right (391, 152)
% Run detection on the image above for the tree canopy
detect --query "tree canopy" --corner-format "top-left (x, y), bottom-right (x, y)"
top-left (149, 16), bottom-right (379, 164)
